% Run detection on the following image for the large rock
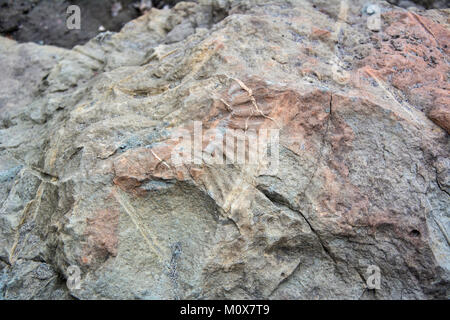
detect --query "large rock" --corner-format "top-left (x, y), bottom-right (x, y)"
top-left (0, 0), bottom-right (448, 299)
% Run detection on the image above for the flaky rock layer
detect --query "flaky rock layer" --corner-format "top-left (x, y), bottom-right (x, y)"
top-left (0, 0), bottom-right (449, 299)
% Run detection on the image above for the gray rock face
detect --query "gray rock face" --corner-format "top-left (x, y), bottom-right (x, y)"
top-left (0, 0), bottom-right (449, 299)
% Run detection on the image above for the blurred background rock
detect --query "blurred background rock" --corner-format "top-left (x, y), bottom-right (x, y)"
top-left (0, 0), bottom-right (448, 48)
top-left (0, 0), bottom-right (189, 48)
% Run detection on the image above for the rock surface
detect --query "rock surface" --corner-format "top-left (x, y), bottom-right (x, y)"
top-left (0, 0), bottom-right (449, 299)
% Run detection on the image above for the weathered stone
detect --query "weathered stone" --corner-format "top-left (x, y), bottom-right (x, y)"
top-left (0, 0), bottom-right (448, 299)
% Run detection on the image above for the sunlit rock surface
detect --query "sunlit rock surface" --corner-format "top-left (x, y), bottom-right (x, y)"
top-left (0, 0), bottom-right (448, 299)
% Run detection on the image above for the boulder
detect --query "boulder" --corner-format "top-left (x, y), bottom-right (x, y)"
top-left (0, 0), bottom-right (448, 299)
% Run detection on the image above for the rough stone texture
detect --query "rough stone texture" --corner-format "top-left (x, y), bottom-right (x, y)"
top-left (0, 0), bottom-right (449, 299)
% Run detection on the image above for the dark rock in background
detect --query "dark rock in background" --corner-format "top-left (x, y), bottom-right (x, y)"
top-left (0, 0), bottom-right (189, 48)
top-left (387, 0), bottom-right (449, 9)
top-left (0, 0), bottom-right (449, 300)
